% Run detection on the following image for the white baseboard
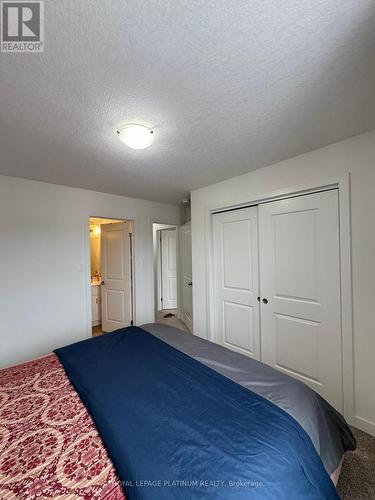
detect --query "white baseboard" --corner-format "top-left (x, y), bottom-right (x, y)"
top-left (352, 415), bottom-right (375, 437)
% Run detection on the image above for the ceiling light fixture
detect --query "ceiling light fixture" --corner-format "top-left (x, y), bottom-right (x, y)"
top-left (116, 123), bottom-right (154, 150)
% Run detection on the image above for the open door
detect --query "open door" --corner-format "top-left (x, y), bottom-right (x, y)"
top-left (100, 221), bottom-right (133, 332)
top-left (181, 222), bottom-right (193, 332)
top-left (160, 229), bottom-right (177, 309)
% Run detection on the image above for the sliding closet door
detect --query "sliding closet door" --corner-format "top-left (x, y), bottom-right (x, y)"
top-left (213, 207), bottom-right (260, 359)
top-left (259, 190), bottom-right (342, 410)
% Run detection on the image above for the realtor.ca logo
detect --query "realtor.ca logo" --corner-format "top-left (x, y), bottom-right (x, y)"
top-left (1, 1), bottom-right (44, 52)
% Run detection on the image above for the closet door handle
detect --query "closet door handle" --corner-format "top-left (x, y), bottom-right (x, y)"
top-left (262, 298), bottom-right (268, 304)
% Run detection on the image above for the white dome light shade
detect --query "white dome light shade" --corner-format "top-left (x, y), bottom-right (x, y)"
top-left (116, 124), bottom-right (154, 149)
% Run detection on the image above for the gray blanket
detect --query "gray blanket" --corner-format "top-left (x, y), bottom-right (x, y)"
top-left (142, 322), bottom-right (355, 475)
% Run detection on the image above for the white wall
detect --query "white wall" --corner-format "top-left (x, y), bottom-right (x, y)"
top-left (0, 175), bottom-right (180, 368)
top-left (191, 129), bottom-right (375, 435)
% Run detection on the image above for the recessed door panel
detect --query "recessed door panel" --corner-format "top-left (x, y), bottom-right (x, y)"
top-left (259, 190), bottom-right (342, 411)
top-left (213, 207), bottom-right (260, 360)
top-left (273, 210), bottom-right (317, 302)
top-left (223, 220), bottom-right (253, 291)
top-left (223, 302), bottom-right (254, 354)
top-left (106, 231), bottom-right (124, 280)
top-left (275, 313), bottom-right (320, 383)
top-left (106, 290), bottom-right (125, 322)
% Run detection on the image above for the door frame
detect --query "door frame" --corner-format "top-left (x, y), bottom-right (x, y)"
top-left (155, 229), bottom-right (163, 311)
top-left (84, 214), bottom-right (136, 339)
top-left (205, 174), bottom-right (355, 426)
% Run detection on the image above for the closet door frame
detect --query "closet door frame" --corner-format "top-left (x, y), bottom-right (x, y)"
top-left (205, 174), bottom-right (355, 427)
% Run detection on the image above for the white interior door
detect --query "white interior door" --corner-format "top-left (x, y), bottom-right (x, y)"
top-left (161, 229), bottom-right (177, 309)
top-left (259, 190), bottom-right (342, 410)
top-left (212, 207), bottom-right (260, 359)
top-left (181, 222), bottom-right (193, 332)
top-left (100, 222), bottom-right (132, 332)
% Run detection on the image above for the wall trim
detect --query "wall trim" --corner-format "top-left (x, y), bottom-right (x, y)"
top-left (204, 173), bottom-right (356, 428)
top-left (354, 415), bottom-right (375, 436)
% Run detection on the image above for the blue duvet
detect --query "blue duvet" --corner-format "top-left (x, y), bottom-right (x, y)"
top-left (55, 327), bottom-right (339, 499)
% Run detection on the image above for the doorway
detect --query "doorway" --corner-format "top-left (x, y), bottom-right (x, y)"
top-left (180, 221), bottom-right (193, 333)
top-left (89, 217), bottom-right (134, 337)
top-left (153, 223), bottom-right (188, 331)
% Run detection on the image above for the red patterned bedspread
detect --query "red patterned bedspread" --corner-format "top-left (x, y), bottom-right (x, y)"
top-left (0, 354), bottom-right (126, 499)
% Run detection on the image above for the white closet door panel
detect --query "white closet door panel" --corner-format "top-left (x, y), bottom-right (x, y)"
top-left (213, 207), bottom-right (260, 359)
top-left (259, 190), bottom-right (342, 410)
top-left (222, 219), bottom-right (254, 290)
top-left (223, 302), bottom-right (255, 353)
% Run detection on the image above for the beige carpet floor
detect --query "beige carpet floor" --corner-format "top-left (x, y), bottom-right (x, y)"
top-left (337, 427), bottom-right (375, 499)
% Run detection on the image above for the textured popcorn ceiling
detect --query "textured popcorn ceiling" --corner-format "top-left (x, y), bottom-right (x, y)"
top-left (0, 0), bottom-right (374, 204)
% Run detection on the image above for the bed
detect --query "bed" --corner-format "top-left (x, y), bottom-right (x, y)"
top-left (0, 353), bottom-right (124, 499)
top-left (0, 324), bottom-right (355, 499)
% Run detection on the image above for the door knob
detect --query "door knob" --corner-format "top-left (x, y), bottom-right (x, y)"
top-left (101, 280), bottom-right (105, 285)
top-left (257, 296), bottom-right (260, 302)
top-left (188, 281), bottom-right (193, 287)
top-left (262, 298), bottom-right (268, 304)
